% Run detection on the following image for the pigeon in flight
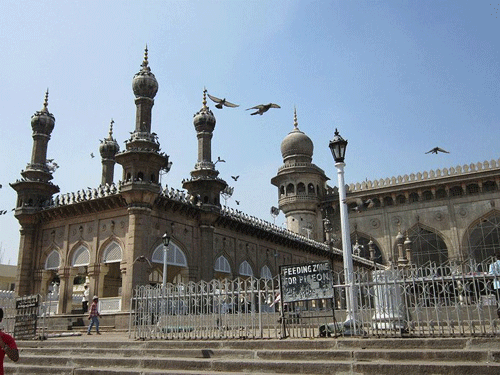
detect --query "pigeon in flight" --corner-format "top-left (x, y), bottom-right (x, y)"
top-left (246, 103), bottom-right (280, 115)
top-left (207, 93), bottom-right (239, 109)
top-left (214, 156), bottom-right (226, 164)
top-left (351, 199), bottom-right (374, 213)
top-left (426, 147), bottom-right (449, 154)
top-left (90, 153), bottom-right (95, 158)
top-left (231, 175), bottom-right (239, 181)
top-left (235, 200), bottom-right (240, 205)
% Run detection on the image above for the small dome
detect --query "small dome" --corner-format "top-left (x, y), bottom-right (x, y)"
top-left (100, 120), bottom-right (120, 159)
top-left (132, 47), bottom-right (158, 99)
top-left (31, 90), bottom-right (55, 135)
top-left (193, 89), bottom-right (216, 132)
top-left (280, 110), bottom-right (313, 161)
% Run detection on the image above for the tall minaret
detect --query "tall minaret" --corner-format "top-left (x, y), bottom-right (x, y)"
top-left (182, 89), bottom-right (227, 208)
top-left (271, 109), bottom-right (328, 241)
top-left (11, 90), bottom-right (60, 210)
top-left (11, 90), bottom-right (60, 296)
top-left (115, 47), bottom-right (171, 307)
top-left (99, 119), bottom-right (119, 185)
top-left (115, 46), bottom-right (170, 187)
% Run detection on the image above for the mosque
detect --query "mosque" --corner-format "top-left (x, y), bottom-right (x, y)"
top-left (10, 49), bottom-right (500, 315)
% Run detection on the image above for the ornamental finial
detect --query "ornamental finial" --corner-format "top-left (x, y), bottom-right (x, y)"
top-left (108, 119), bottom-right (114, 139)
top-left (42, 89), bottom-right (49, 112)
top-left (293, 107), bottom-right (298, 128)
top-left (141, 45), bottom-right (149, 70)
top-left (203, 87), bottom-right (208, 109)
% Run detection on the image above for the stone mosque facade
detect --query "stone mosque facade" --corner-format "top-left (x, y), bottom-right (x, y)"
top-left (11, 49), bottom-right (500, 315)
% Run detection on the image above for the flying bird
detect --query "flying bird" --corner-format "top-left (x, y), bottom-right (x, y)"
top-left (426, 147), bottom-right (449, 155)
top-left (235, 200), bottom-right (240, 205)
top-left (246, 103), bottom-right (280, 115)
top-left (351, 199), bottom-right (374, 213)
top-left (90, 153), bottom-right (95, 158)
top-left (207, 93), bottom-right (239, 109)
top-left (214, 156), bottom-right (226, 164)
top-left (231, 175), bottom-right (239, 181)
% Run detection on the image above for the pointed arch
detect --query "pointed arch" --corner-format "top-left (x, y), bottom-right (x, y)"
top-left (214, 255), bottom-right (231, 274)
top-left (72, 245), bottom-right (90, 267)
top-left (404, 224), bottom-right (448, 267)
top-left (463, 210), bottom-right (500, 263)
top-left (239, 260), bottom-right (253, 277)
top-left (151, 242), bottom-right (187, 267)
top-left (45, 250), bottom-right (61, 270)
top-left (102, 241), bottom-right (123, 263)
top-left (260, 265), bottom-right (273, 279)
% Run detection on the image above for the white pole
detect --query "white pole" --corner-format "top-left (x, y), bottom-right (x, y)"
top-left (162, 244), bottom-right (168, 318)
top-left (335, 161), bottom-right (358, 327)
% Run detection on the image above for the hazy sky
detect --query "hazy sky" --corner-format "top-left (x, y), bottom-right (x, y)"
top-left (1, 1), bottom-right (499, 265)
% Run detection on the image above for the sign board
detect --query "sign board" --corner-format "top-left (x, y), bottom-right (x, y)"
top-left (13, 295), bottom-right (39, 340)
top-left (280, 261), bottom-right (334, 303)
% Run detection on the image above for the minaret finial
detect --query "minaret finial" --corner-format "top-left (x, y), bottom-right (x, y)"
top-left (141, 45), bottom-right (149, 70)
top-left (203, 87), bottom-right (208, 109)
top-left (108, 118), bottom-right (114, 139)
top-left (293, 106), bottom-right (298, 129)
top-left (42, 89), bottom-right (49, 112)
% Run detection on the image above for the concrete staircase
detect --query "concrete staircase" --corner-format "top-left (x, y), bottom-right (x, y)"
top-left (5, 335), bottom-right (500, 374)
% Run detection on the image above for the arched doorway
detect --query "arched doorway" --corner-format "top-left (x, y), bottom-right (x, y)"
top-left (151, 241), bottom-right (188, 284)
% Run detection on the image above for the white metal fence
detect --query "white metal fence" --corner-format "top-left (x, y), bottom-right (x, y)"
top-left (130, 259), bottom-right (500, 340)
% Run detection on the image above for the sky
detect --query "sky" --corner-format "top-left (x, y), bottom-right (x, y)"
top-left (0, 1), bottom-right (499, 265)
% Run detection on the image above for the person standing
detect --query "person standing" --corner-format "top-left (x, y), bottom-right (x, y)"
top-left (82, 285), bottom-right (90, 314)
top-left (0, 308), bottom-right (19, 375)
top-left (87, 296), bottom-right (101, 335)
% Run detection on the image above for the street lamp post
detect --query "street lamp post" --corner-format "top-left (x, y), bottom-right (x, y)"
top-left (162, 232), bottom-right (171, 298)
top-left (329, 129), bottom-right (359, 334)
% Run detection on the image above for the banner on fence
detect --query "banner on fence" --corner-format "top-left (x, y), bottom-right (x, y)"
top-left (280, 261), bottom-right (334, 303)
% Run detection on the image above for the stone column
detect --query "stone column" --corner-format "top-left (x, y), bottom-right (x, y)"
top-left (97, 264), bottom-right (110, 298)
top-left (15, 224), bottom-right (37, 296)
top-left (57, 267), bottom-right (72, 314)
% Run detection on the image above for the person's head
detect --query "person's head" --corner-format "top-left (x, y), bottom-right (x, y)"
top-left (93, 296), bottom-right (98, 302)
top-left (0, 307), bottom-right (3, 323)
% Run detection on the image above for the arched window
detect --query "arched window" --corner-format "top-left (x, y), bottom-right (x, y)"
top-left (214, 256), bottom-right (231, 274)
top-left (409, 192), bottom-right (419, 203)
top-left (422, 191), bottom-right (433, 201)
top-left (261, 265), bottom-right (273, 279)
top-left (308, 183), bottom-right (315, 195)
top-left (126, 172), bottom-right (131, 182)
top-left (406, 225), bottom-right (448, 267)
top-left (372, 198), bottom-right (381, 208)
top-left (239, 261), bottom-right (253, 277)
top-left (450, 186), bottom-right (463, 197)
top-left (151, 242), bottom-right (188, 267)
top-left (286, 183), bottom-right (295, 196)
top-left (72, 246), bottom-right (90, 267)
top-left (280, 186), bottom-right (285, 196)
top-left (466, 214), bottom-right (500, 263)
top-left (137, 172), bottom-right (144, 181)
top-left (150, 174), bottom-right (156, 183)
top-left (484, 181), bottom-right (497, 192)
top-left (383, 196), bottom-right (393, 206)
top-left (297, 183), bottom-right (306, 194)
top-left (102, 241), bottom-right (122, 263)
top-left (436, 188), bottom-right (447, 199)
top-left (466, 184), bottom-right (480, 194)
top-left (396, 194), bottom-right (406, 204)
top-left (45, 250), bottom-right (60, 270)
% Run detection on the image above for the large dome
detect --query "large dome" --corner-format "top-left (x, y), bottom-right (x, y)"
top-left (280, 125), bottom-right (314, 160)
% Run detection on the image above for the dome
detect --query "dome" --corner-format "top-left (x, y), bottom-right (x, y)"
top-left (31, 90), bottom-right (55, 135)
top-left (132, 47), bottom-right (158, 99)
top-left (99, 120), bottom-right (120, 159)
top-left (193, 89), bottom-right (216, 132)
top-left (280, 109), bottom-right (313, 161)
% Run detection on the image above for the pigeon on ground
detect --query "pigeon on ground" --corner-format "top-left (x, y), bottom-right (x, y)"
top-left (207, 93), bottom-right (239, 109)
top-left (246, 103), bottom-right (280, 115)
top-left (426, 147), bottom-right (449, 154)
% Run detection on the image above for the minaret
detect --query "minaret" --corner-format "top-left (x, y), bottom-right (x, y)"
top-left (115, 47), bottom-right (171, 308)
top-left (115, 46), bottom-right (170, 188)
top-left (271, 109), bottom-right (328, 241)
top-left (11, 90), bottom-right (60, 296)
top-left (99, 119), bottom-right (120, 185)
top-left (11, 90), bottom-right (60, 210)
top-left (182, 89), bottom-right (227, 208)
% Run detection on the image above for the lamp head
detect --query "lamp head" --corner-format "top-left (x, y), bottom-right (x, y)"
top-left (329, 128), bottom-right (348, 163)
top-left (162, 232), bottom-right (171, 246)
